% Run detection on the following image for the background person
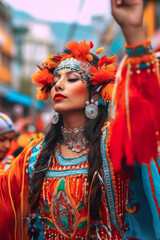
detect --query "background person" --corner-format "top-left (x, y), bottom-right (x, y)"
top-left (0, 112), bottom-right (16, 170)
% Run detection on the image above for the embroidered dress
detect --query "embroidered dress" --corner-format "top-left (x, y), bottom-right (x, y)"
top-left (28, 144), bottom-right (89, 239)
top-left (0, 45), bottom-right (160, 240)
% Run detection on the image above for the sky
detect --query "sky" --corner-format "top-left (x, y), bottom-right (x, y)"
top-left (3, 0), bottom-right (111, 25)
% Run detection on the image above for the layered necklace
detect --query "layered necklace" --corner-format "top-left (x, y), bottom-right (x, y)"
top-left (61, 126), bottom-right (89, 153)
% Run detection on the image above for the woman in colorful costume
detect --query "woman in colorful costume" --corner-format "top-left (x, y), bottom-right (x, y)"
top-left (0, 0), bottom-right (160, 239)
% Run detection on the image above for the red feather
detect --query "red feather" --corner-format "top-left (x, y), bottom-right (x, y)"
top-left (90, 41), bottom-right (94, 49)
top-left (98, 55), bottom-right (108, 67)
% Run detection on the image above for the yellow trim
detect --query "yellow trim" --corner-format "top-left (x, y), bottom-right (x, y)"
top-left (155, 57), bottom-right (160, 86)
top-left (125, 64), bottom-right (131, 139)
top-left (21, 150), bottom-right (29, 239)
top-left (8, 166), bottom-right (17, 240)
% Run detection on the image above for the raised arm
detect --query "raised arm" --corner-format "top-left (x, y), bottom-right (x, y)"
top-left (109, 0), bottom-right (160, 172)
top-left (111, 0), bottom-right (145, 44)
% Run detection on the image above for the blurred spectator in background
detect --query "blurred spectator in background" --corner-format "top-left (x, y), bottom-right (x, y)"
top-left (36, 112), bottom-right (44, 133)
top-left (0, 110), bottom-right (44, 171)
top-left (0, 112), bottom-right (16, 170)
top-left (17, 123), bottom-right (44, 149)
top-left (12, 104), bottom-right (34, 134)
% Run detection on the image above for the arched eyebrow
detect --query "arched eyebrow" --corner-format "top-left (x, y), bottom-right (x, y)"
top-left (54, 70), bottom-right (80, 78)
top-left (66, 70), bottom-right (80, 76)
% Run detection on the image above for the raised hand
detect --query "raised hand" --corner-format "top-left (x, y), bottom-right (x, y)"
top-left (111, 0), bottom-right (146, 45)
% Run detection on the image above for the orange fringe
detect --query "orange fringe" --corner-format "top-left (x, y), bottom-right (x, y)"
top-left (125, 39), bottom-right (151, 49)
top-left (125, 53), bottom-right (155, 65)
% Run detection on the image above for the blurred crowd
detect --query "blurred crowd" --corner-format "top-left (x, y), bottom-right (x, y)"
top-left (0, 105), bottom-right (48, 171)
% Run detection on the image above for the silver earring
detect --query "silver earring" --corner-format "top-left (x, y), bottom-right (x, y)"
top-left (85, 99), bottom-right (98, 119)
top-left (52, 112), bottom-right (59, 124)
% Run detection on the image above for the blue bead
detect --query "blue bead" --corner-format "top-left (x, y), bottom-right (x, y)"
top-left (136, 46), bottom-right (146, 56)
top-left (126, 48), bottom-right (134, 57)
top-left (138, 62), bottom-right (149, 69)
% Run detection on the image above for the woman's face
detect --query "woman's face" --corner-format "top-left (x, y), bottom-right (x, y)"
top-left (50, 68), bottom-right (89, 114)
top-left (0, 131), bottom-right (15, 161)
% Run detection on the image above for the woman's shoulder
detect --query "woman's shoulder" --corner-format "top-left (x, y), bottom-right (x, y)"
top-left (24, 135), bottom-right (45, 150)
top-left (17, 136), bottom-right (45, 161)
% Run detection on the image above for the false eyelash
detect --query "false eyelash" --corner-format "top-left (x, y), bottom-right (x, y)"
top-left (67, 78), bottom-right (79, 82)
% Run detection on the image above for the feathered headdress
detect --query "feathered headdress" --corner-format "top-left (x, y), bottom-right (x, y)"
top-left (31, 40), bottom-right (117, 102)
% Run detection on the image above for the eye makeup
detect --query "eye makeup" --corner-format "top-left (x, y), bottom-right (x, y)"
top-left (67, 78), bottom-right (79, 82)
top-left (52, 71), bottom-right (81, 85)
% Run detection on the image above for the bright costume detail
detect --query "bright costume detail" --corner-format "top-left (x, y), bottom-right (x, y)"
top-left (0, 40), bottom-right (160, 240)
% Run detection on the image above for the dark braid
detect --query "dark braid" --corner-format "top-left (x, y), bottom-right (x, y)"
top-left (84, 104), bottom-right (107, 220)
top-left (28, 115), bottom-right (63, 210)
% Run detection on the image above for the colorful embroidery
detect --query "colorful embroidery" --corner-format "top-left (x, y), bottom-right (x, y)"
top-left (45, 169), bottom-right (88, 178)
top-left (100, 122), bottom-right (121, 231)
top-left (28, 139), bottom-right (45, 184)
top-left (56, 148), bottom-right (88, 166)
top-left (28, 147), bottom-right (90, 239)
top-left (50, 179), bottom-right (77, 238)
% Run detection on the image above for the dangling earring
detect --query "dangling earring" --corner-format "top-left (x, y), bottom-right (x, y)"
top-left (85, 99), bottom-right (98, 119)
top-left (52, 112), bottom-right (59, 124)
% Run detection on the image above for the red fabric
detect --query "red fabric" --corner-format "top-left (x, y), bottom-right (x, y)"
top-left (110, 60), bottom-right (160, 172)
top-left (0, 138), bottom-right (43, 239)
top-left (4, 140), bottom-right (19, 157)
top-left (0, 155), bottom-right (15, 170)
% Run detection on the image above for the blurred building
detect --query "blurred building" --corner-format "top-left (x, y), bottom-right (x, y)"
top-left (0, 1), bottom-right (13, 86)
top-left (143, 0), bottom-right (160, 52)
top-left (0, 0), bottom-right (14, 112)
top-left (12, 13), bottom-right (55, 98)
top-left (0, 2), bottom-right (55, 113)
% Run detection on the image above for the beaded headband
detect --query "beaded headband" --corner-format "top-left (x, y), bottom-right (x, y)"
top-left (31, 40), bottom-right (117, 102)
top-left (53, 58), bottom-right (92, 83)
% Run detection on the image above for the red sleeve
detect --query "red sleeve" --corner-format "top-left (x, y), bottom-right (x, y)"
top-left (110, 42), bottom-right (160, 172)
top-left (0, 138), bottom-right (43, 240)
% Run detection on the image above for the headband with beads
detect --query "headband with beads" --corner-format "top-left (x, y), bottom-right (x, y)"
top-left (53, 58), bottom-right (93, 84)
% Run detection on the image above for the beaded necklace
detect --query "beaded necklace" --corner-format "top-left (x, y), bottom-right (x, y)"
top-left (61, 126), bottom-right (89, 153)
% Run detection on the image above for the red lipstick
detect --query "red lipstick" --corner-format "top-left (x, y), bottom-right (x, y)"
top-left (54, 93), bottom-right (66, 101)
